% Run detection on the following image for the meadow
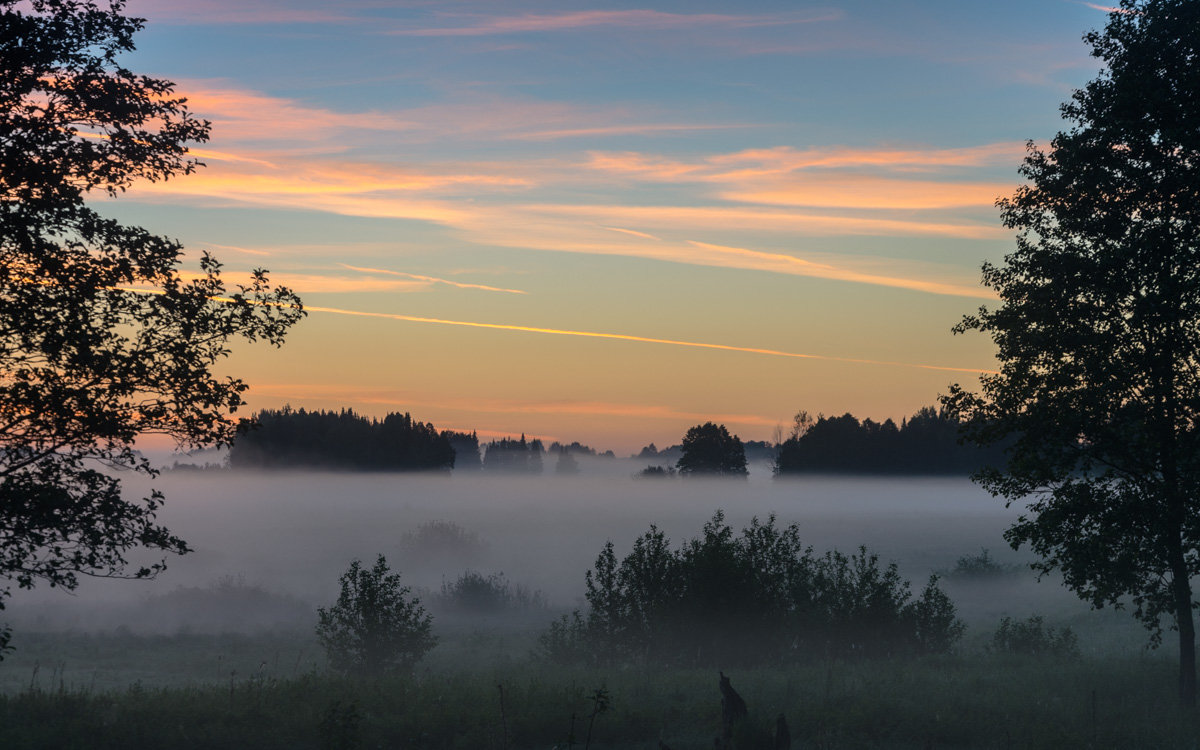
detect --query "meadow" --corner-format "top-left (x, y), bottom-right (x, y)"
top-left (1, 465), bottom-right (1193, 748)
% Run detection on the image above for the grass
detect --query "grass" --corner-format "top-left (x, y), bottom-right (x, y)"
top-left (1, 629), bottom-right (1199, 748)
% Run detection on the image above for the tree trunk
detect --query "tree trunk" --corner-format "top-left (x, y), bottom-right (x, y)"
top-left (1169, 539), bottom-right (1196, 707)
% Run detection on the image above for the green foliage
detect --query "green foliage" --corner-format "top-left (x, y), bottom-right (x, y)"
top-left (6, 651), bottom-right (1200, 749)
top-left (992, 616), bottom-right (1080, 659)
top-left (942, 0), bottom-right (1200, 703)
top-left (0, 0), bottom-right (302, 656)
top-left (542, 512), bottom-right (964, 665)
top-left (676, 423), bottom-right (748, 477)
top-left (316, 556), bottom-right (436, 676)
top-left (317, 700), bottom-right (362, 750)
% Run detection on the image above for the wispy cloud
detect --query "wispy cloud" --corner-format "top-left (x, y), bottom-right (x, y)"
top-left (586, 142), bottom-right (1028, 181)
top-left (601, 226), bottom-right (662, 241)
top-left (199, 241), bottom-right (272, 257)
top-left (509, 123), bottom-right (758, 141)
top-left (391, 10), bottom-right (839, 37)
top-left (125, 84), bottom-right (1010, 299)
top-left (126, 0), bottom-right (364, 25)
top-left (720, 178), bottom-right (1011, 211)
top-left (1073, 1), bottom-right (1136, 13)
top-left (338, 264), bottom-right (528, 295)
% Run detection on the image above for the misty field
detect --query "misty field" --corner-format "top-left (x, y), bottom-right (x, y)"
top-left (1, 466), bottom-right (1192, 748)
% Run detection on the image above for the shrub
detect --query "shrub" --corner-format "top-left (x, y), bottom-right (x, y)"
top-left (943, 548), bottom-right (1021, 579)
top-left (398, 520), bottom-right (488, 569)
top-left (316, 556), bottom-right (436, 675)
top-left (636, 465), bottom-right (676, 478)
top-left (991, 615), bottom-right (1079, 658)
top-left (541, 511), bottom-right (964, 665)
top-left (435, 571), bottom-right (547, 614)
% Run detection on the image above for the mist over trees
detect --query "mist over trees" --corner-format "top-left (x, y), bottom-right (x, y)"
top-left (774, 406), bottom-right (1005, 476)
top-left (540, 511), bottom-right (963, 666)
top-left (230, 408), bottom-right (455, 471)
top-left (482, 434), bottom-right (545, 474)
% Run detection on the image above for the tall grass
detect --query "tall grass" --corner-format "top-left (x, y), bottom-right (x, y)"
top-left (1, 642), bottom-right (1197, 749)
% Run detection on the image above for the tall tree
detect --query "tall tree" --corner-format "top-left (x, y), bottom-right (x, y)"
top-left (0, 0), bottom-right (302, 655)
top-left (943, 0), bottom-right (1200, 705)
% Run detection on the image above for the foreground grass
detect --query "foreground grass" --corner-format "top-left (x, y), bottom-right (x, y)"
top-left (2, 644), bottom-right (1198, 749)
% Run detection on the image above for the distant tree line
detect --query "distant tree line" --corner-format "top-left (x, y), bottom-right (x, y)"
top-left (774, 406), bottom-right (1005, 475)
top-left (230, 408), bottom-right (457, 471)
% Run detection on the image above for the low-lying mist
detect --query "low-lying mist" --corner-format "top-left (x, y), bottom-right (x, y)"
top-left (4, 459), bottom-right (1144, 650)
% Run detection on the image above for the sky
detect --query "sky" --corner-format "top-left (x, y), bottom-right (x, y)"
top-left (107, 0), bottom-right (1115, 453)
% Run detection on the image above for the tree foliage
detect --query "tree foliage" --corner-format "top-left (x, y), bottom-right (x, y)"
top-left (775, 406), bottom-right (1005, 475)
top-left (229, 408), bottom-right (455, 471)
top-left (539, 511), bottom-right (963, 666)
top-left (943, 0), bottom-right (1200, 704)
top-left (676, 423), bottom-right (748, 477)
top-left (0, 0), bottom-right (302, 655)
top-left (316, 555), bottom-right (436, 675)
top-left (482, 434), bottom-right (544, 474)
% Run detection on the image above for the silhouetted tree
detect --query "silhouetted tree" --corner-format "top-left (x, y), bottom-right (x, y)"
top-left (676, 423), bottom-right (748, 477)
top-left (0, 0), bottom-right (302, 656)
top-left (943, 0), bottom-right (1200, 706)
top-left (482, 434), bottom-right (544, 474)
top-left (230, 408), bottom-right (454, 471)
top-left (774, 406), bottom-right (1002, 475)
top-left (554, 447), bottom-right (580, 475)
top-left (442, 430), bottom-right (481, 471)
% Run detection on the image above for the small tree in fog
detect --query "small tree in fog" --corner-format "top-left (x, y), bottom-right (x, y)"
top-left (316, 556), bottom-right (436, 675)
top-left (676, 423), bottom-right (748, 477)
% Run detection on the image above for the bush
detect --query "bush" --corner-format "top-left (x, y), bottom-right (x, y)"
top-left (991, 615), bottom-right (1079, 658)
top-left (434, 571), bottom-right (547, 615)
top-left (943, 548), bottom-right (1021, 579)
top-left (400, 521), bottom-right (487, 560)
top-left (541, 511), bottom-right (964, 666)
top-left (635, 465), bottom-right (676, 479)
top-left (316, 556), bottom-right (436, 675)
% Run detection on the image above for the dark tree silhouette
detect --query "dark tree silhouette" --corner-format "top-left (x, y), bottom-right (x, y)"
top-left (230, 408), bottom-right (455, 471)
top-left (943, 0), bottom-right (1200, 706)
top-left (482, 434), bottom-right (544, 474)
top-left (676, 423), bottom-right (748, 477)
top-left (442, 430), bottom-right (481, 471)
top-left (774, 406), bottom-right (1003, 475)
top-left (0, 0), bottom-right (302, 656)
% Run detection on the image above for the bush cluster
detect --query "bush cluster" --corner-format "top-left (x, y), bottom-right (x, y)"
top-left (540, 511), bottom-right (963, 666)
top-left (434, 571), bottom-right (547, 615)
top-left (991, 615), bottom-right (1080, 658)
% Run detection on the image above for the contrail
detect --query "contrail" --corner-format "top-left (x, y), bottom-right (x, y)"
top-left (300, 303), bottom-right (996, 375)
top-left (113, 285), bottom-right (995, 374)
top-left (337, 263), bottom-right (527, 295)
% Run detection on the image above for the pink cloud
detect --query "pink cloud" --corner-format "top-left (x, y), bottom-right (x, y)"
top-left (124, 0), bottom-right (364, 25)
top-left (391, 9), bottom-right (839, 37)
